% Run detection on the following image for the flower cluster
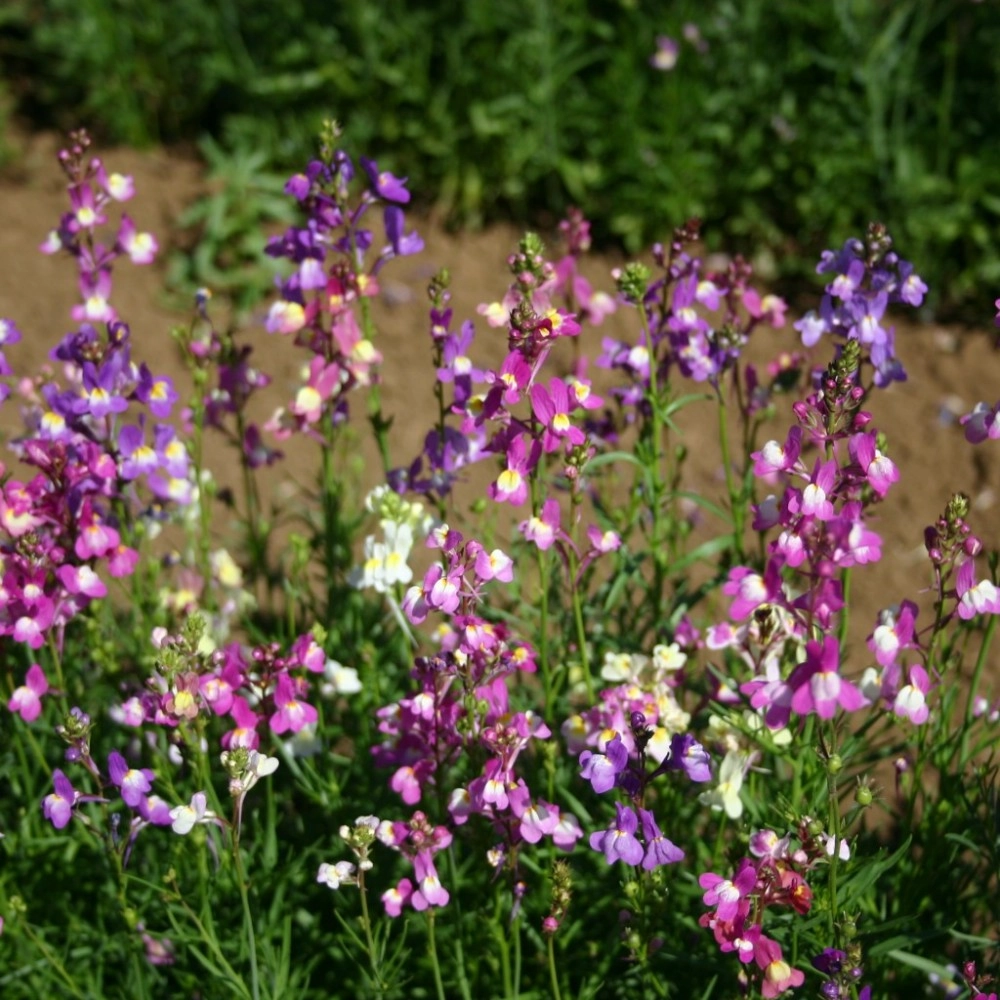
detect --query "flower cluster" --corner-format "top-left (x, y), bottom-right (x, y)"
top-left (598, 219), bottom-right (787, 411)
top-left (110, 621), bottom-right (357, 762)
top-left (699, 823), bottom-right (853, 997)
top-left (0, 133), bottom-right (189, 652)
top-left (263, 128), bottom-right (421, 442)
top-left (793, 222), bottom-right (927, 386)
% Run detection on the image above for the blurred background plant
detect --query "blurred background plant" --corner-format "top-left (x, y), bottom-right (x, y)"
top-left (2, 0), bottom-right (999, 315)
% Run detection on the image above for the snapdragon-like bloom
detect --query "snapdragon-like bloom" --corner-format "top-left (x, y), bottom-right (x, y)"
top-left (892, 664), bottom-right (931, 724)
top-left (788, 636), bottom-right (866, 719)
top-left (956, 559), bottom-right (1000, 619)
top-left (589, 803), bottom-right (644, 865)
top-left (317, 860), bottom-right (358, 889)
top-left (43, 769), bottom-right (77, 829)
top-left (108, 750), bottom-right (155, 808)
top-left (8, 664), bottom-right (48, 722)
top-left (699, 859), bottom-right (757, 922)
top-left (169, 792), bottom-right (215, 835)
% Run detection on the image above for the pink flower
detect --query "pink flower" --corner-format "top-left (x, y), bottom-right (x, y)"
top-left (117, 214), bottom-right (158, 264)
top-left (269, 673), bottom-right (318, 735)
top-left (789, 636), bottom-right (866, 719)
top-left (867, 601), bottom-right (917, 667)
top-left (489, 434), bottom-right (534, 506)
top-left (957, 559), bottom-right (1000, 619)
top-left (849, 431), bottom-right (898, 497)
top-left (699, 860), bottom-right (756, 923)
top-left (892, 664), bottom-right (931, 725)
top-left (8, 664), bottom-right (48, 722)
top-left (530, 377), bottom-right (586, 453)
top-left (519, 498), bottom-right (561, 550)
top-left (755, 936), bottom-right (804, 998)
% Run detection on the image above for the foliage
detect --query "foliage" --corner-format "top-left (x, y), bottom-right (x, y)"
top-left (1, 128), bottom-right (1000, 1000)
top-left (3, 1), bottom-right (1000, 314)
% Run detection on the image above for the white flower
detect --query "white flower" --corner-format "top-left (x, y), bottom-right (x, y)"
top-left (824, 834), bottom-right (851, 861)
top-left (169, 792), bottom-right (215, 835)
top-left (698, 750), bottom-right (748, 819)
top-left (317, 861), bottom-right (357, 890)
top-left (322, 659), bottom-right (362, 696)
top-left (652, 642), bottom-right (687, 672)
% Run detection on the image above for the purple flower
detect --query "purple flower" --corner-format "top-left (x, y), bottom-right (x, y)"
top-left (589, 803), bottom-right (644, 866)
top-left (43, 769), bottom-right (77, 829)
top-left (666, 733), bottom-right (712, 782)
top-left (360, 157), bottom-right (411, 204)
top-left (108, 750), bottom-right (155, 808)
top-left (383, 205), bottom-right (423, 256)
top-left (650, 35), bottom-right (679, 71)
top-left (579, 733), bottom-right (629, 793)
top-left (639, 809), bottom-right (684, 869)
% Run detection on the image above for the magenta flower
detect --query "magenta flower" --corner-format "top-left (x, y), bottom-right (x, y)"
top-left (892, 664), bottom-right (931, 724)
top-left (519, 498), bottom-right (561, 550)
top-left (72, 270), bottom-right (116, 323)
top-left (699, 860), bottom-right (756, 922)
top-left (43, 769), bottom-right (77, 829)
top-left (117, 214), bottom-right (158, 264)
top-left (488, 433), bottom-right (534, 506)
top-left (788, 459), bottom-right (837, 520)
top-left (723, 561), bottom-right (784, 620)
top-left (849, 431), bottom-right (898, 497)
top-left (530, 377), bottom-right (586, 453)
top-left (752, 426), bottom-right (802, 477)
top-left (867, 600), bottom-right (917, 667)
top-left (589, 803), bottom-right (644, 866)
top-left (789, 636), bottom-right (866, 719)
top-left (8, 664), bottom-right (49, 722)
top-left (755, 936), bottom-right (805, 998)
top-left (269, 673), bottom-right (318, 735)
top-left (956, 559), bottom-right (1000, 619)
top-left (57, 564), bottom-right (108, 599)
top-left (411, 851), bottom-right (449, 909)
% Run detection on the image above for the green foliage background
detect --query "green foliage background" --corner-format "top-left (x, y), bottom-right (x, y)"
top-left (2, 0), bottom-right (1000, 314)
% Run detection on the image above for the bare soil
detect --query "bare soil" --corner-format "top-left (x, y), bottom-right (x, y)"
top-left (2, 132), bottom-right (1000, 666)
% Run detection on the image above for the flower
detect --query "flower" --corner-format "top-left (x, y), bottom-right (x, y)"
top-left (169, 792), bottom-right (215, 835)
top-left (43, 769), bottom-right (77, 829)
top-left (317, 860), bottom-right (358, 889)
top-left (8, 664), bottom-right (49, 722)
top-left (589, 803), bottom-right (644, 866)
top-left (698, 750), bottom-right (747, 818)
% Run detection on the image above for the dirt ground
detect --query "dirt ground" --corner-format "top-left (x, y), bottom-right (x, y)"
top-left (2, 131), bottom-right (1000, 667)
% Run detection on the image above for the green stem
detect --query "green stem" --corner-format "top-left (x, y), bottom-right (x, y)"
top-left (232, 840), bottom-right (261, 1000)
top-left (567, 549), bottom-right (593, 703)
top-left (824, 721), bottom-right (842, 947)
top-left (547, 935), bottom-right (564, 1000)
top-left (426, 911), bottom-right (447, 1000)
top-left (960, 614), bottom-right (997, 766)
top-left (637, 307), bottom-right (670, 613)
top-left (717, 389), bottom-right (744, 561)
top-left (357, 871), bottom-right (385, 996)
